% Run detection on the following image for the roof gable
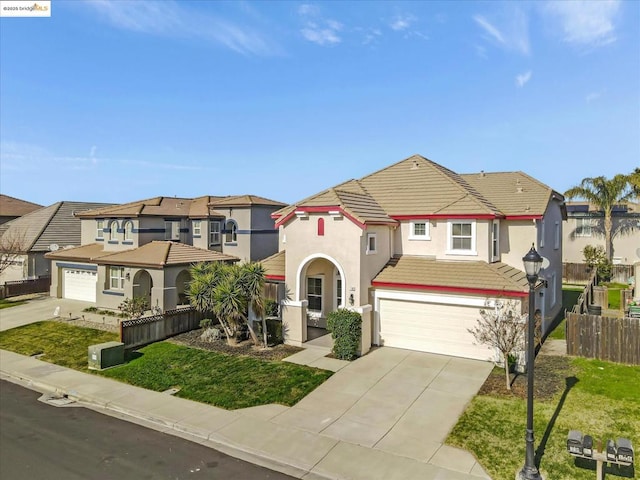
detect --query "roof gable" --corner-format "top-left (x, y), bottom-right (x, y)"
top-left (0, 194), bottom-right (42, 217)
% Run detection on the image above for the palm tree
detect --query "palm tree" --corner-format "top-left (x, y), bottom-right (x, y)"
top-left (565, 174), bottom-right (634, 260)
top-left (212, 274), bottom-right (248, 345)
top-left (240, 262), bottom-right (268, 347)
top-left (630, 168), bottom-right (640, 198)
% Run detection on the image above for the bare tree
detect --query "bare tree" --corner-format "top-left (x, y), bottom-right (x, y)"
top-left (468, 299), bottom-right (527, 391)
top-left (0, 229), bottom-right (27, 277)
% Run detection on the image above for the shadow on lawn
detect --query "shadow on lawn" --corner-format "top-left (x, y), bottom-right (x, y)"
top-left (535, 376), bottom-right (579, 468)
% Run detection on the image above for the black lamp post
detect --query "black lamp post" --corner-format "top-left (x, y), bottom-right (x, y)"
top-left (518, 245), bottom-right (544, 480)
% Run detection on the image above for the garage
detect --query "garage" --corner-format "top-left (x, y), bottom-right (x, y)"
top-left (378, 297), bottom-right (493, 361)
top-left (63, 269), bottom-right (97, 302)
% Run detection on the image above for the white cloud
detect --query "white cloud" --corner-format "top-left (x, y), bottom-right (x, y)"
top-left (297, 4), bottom-right (342, 46)
top-left (84, 0), bottom-right (278, 56)
top-left (0, 141), bottom-right (101, 172)
top-left (586, 91), bottom-right (603, 102)
top-left (544, 0), bottom-right (620, 47)
top-left (298, 4), bottom-right (320, 17)
top-left (473, 8), bottom-right (530, 55)
top-left (516, 70), bottom-right (532, 87)
top-left (390, 14), bottom-right (416, 31)
top-left (361, 28), bottom-right (382, 45)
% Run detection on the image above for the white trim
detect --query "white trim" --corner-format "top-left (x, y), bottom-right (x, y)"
top-left (328, 210), bottom-right (342, 217)
top-left (282, 299), bottom-right (308, 308)
top-left (491, 219), bottom-right (500, 262)
top-left (295, 211), bottom-right (308, 219)
top-left (446, 220), bottom-right (477, 256)
top-left (554, 221), bottom-right (560, 250)
top-left (192, 219), bottom-right (202, 236)
top-left (295, 253), bottom-right (346, 303)
top-left (334, 270), bottom-right (343, 309)
top-left (408, 220), bottom-right (430, 240)
top-left (540, 219), bottom-right (545, 248)
top-left (366, 233), bottom-right (377, 255)
top-left (349, 304), bottom-right (372, 314)
top-left (306, 275), bottom-right (323, 314)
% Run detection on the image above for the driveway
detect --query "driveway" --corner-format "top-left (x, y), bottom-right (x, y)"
top-left (0, 296), bottom-right (96, 332)
top-left (272, 346), bottom-right (493, 476)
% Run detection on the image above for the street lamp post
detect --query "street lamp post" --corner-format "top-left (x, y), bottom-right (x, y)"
top-left (518, 245), bottom-right (544, 480)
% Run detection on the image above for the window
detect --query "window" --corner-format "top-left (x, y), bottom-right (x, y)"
top-left (554, 221), bottom-right (560, 249)
top-left (124, 221), bottom-right (133, 242)
top-left (225, 220), bottom-right (237, 243)
top-left (96, 220), bottom-right (104, 239)
top-left (165, 221), bottom-right (179, 241)
top-left (209, 221), bottom-right (221, 245)
top-left (193, 220), bottom-right (201, 237)
top-left (109, 266), bottom-right (125, 290)
top-left (492, 220), bottom-right (500, 259)
top-left (409, 221), bottom-right (430, 240)
top-left (540, 220), bottom-right (545, 248)
top-left (108, 221), bottom-right (118, 242)
top-left (307, 277), bottom-right (322, 312)
top-left (550, 272), bottom-right (557, 306)
top-left (448, 220), bottom-right (476, 254)
top-left (317, 218), bottom-right (325, 236)
top-left (335, 274), bottom-right (342, 308)
top-left (366, 233), bottom-right (377, 254)
top-left (576, 218), bottom-right (593, 237)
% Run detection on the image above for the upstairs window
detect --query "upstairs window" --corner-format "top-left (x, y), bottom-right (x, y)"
top-left (492, 220), bottom-right (500, 260)
top-left (576, 218), bottom-right (594, 237)
top-left (366, 233), bottom-right (377, 254)
top-left (193, 220), bottom-right (202, 236)
top-left (409, 221), bottom-right (430, 240)
top-left (96, 220), bottom-right (104, 239)
top-left (124, 221), bottom-right (133, 242)
top-left (447, 220), bottom-right (476, 255)
top-left (317, 218), bottom-right (325, 236)
top-left (210, 221), bottom-right (221, 245)
top-left (108, 220), bottom-right (118, 242)
top-left (554, 221), bottom-right (560, 249)
top-left (165, 221), bottom-right (180, 241)
top-left (225, 220), bottom-right (237, 243)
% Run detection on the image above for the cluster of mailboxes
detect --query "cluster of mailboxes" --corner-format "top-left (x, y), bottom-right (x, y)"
top-left (567, 430), bottom-right (634, 465)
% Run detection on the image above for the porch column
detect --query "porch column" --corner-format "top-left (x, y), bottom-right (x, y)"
top-left (282, 299), bottom-right (307, 346)
top-left (351, 304), bottom-right (372, 356)
top-left (152, 286), bottom-right (177, 312)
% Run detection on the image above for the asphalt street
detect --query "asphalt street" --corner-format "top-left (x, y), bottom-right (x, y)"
top-left (0, 380), bottom-right (295, 480)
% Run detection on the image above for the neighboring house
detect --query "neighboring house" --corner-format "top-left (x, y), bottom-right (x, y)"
top-left (0, 201), bottom-right (111, 284)
top-left (267, 154), bottom-right (565, 361)
top-left (46, 195), bottom-right (285, 311)
top-left (0, 194), bottom-right (42, 225)
top-left (563, 201), bottom-right (640, 265)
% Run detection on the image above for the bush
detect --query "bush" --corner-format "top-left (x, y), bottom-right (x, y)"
top-left (265, 299), bottom-right (279, 317)
top-left (200, 318), bottom-right (214, 329)
top-left (256, 319), bottom-right (283, 345)
top-left (327, 309), bottom-right (361, 360)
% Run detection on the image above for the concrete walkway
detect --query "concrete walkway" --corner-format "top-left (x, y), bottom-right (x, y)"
top-left (0, 297), bottom-right (493, 480)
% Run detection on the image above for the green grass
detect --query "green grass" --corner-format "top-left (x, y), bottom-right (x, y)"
top-left (0, 299), bottom-right (27, 309)
top-left (546, 287), bottom-right (583, 340)
top-left (101, 342), bottom-right (333, 409)
top-left (447, 358), bottom-right (640, 480)
top-left (0, 321), bottom-right (332, 410)
top-left (0, 321), bottom-right (118, 369)
top-left (602, 282), bottom-right (627, 310)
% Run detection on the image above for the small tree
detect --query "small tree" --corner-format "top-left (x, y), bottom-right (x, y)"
top-left (118, 297), bottom-right (149, 319)
top-left (583, 245), bottom-right (612, 281)
top-left (468, 299), bottom-right (526, 390)
top-left (0, 229), bottom-right (27, 277)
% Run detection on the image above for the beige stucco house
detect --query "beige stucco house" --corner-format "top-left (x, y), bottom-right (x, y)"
top-left (46, 195), bottom-right (285, 311)
top-left (266, 154), bottom-right (566, 361)
top-left (563, 201), bottom-right (640, 265)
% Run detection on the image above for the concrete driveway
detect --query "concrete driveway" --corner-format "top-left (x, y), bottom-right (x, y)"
top-left (272, 346), bottom-right (493, 477)
top-left (0, 296), bottom-right (96, 332)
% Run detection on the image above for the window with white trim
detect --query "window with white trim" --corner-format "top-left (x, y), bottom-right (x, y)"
top-left (209, 221), bottom-right (221, 245)
top-left (108, 221), bottom-right (118, 242)
top-left (109, 266), bottom-right (125, 290)
top-left (335, 273), bottom-right (342, 308)
top-left (193, 220), bottom-right (201, 236)
top-left (554, 221), bottom-right (560, 249)
top-left (96, 220), bottom-right (104, 239)
top-left (576, 218), bottom-right (594, 237)
top-left (225, 220), bottom-right (237, 243)
top-left (124, 221), bottom-right (133, 242)
top-left (492, 220), bottom-right (500, 260)
top-left (165, 221), bottom-right (180, 241)
top-left (540, 220), bottom-right (545, 248)
top-left (307, 277), bottom-right (322, 312)
top-left (409, 221), bottom-right (430, 240)
top-left (551, 272), bottom-right (557, 306)
top-left (366, 233), bottom-right (377, 254)
top-left (448, 220), bottom-right (476, 254)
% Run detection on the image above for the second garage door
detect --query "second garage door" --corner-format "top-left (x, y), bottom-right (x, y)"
top-left (63, 269), bottom-right (97, 302)
top-left (378, 298), bottom-right (492, 361)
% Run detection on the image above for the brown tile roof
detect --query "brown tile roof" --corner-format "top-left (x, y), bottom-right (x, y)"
top-left (45, 243), bottom-right (115, 262)
top-left (461, 171), bottom-right (560, 217)
top-left (209, 195), bottom-right (286, 208)
top-left (261, 250), bottom-right (285, 278)
top-left (0, 194), bottom-right (42, 217)
top-left (95, 241), bottom-right (238, 268)
top-left (373, 255), bottom-right (529, 295)
top-left (1, 202), bottom-right (112, 252)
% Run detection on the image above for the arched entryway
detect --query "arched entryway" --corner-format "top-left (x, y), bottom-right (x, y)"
top-left (176, 269), bottom-right (192, 306)
top-left (132, 270), bottom-right (153, 309)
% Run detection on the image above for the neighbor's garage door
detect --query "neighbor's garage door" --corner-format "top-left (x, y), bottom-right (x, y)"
top-left (63, 269), bottom-right (97, 302)
top-left (378, 298), bottom-right (491, 360)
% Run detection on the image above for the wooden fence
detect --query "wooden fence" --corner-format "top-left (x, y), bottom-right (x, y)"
top-left (0, 276), bottom-right (51, 299)
top-left (563, 263), bottom-right (633, 285)
top-left (120, 307), bottom-right (203, 349)
top-left (566, 312), bottom-right (640, 365)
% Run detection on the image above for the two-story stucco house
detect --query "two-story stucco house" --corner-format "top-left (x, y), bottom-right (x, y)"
top-left (46, 195), bottom-right (285, 311)
top-left (266, 155), bottom-right (565, 361)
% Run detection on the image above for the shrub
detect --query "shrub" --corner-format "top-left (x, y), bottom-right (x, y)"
top-left (118, 297), bottom-right (148, 319)
top-left (200, 318), bottom-right (214, 329)
top-left (327, 309), bottom-right (361, 360)
top-left (265, 299), bottom-right (279, 317)
top-left (256, 319), bottom-right (283, 345)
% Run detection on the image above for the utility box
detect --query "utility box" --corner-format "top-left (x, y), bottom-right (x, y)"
top-left (567, 430), bottom-right (584, 456)
top-left (88, 341), bottom-right (124, 370)
top-left (616, 438), bottom-right (634, 464)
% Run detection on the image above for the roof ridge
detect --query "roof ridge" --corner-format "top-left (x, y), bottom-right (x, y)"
top-left (27, 202), bottom-right (62, 250)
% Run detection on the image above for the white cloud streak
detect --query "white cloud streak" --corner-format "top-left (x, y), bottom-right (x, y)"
top-left (298, 4), bottom-right (342, 46)
top-left (473, 9), bottom-right (530, 55)
top-left (85, 0), bottom-right (279, 56)
top-left (516, 70), bottom-right (532, 87)
top-left (390, 14), bottom-right (416, 31)
top-left (544, 0), bottom-right (620, 47)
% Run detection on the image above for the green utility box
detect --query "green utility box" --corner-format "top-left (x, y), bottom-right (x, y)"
top-left (88, 341), bottom-right (124, 370)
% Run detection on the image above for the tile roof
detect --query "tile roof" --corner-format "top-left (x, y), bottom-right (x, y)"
top-left (0, 202), bottom-right (112, 252)
top-left (260, 250), bottom-right (285, 278)
top-left (0, 194), bottom-right (42, 217)
top-left (461, 171), bottom-right (560, 217)
top-left (209, 195), bottom-right (287, 208)
top-left (44, 243), bottom-right (116, 262)
top-left (373, 255), bottom-right (529, 295)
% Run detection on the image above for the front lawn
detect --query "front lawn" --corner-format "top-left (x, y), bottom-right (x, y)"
top-left (447, 356), bottom-right (640, 480)
top-left (0, 321), bottom-right (332, 409)
top-left (0, 299), bottom-right (27, 309)
top-left (601, 282), bottom-right (628, 310)
top-left (546, 286), bottom-right (583, 340)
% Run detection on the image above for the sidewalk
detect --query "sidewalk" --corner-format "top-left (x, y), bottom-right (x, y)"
top-left (0, 346), bottom-right (491, 480)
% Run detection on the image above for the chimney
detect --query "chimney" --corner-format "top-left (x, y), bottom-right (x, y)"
top-left (480, 170), bottom-right (485, 178)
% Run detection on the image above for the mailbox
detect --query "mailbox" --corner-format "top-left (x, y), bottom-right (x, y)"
top-left (567, 430), bottom-right (584, 456)
top-left (616, 438), bottom-right (634, 464)
top-left (582, 435), bottom-right (593, 457)
top-left (606, 439), bottom-right (617, 462)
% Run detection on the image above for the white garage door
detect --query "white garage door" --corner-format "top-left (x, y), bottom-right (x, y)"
top-left (379, 298), bottom-right (492, 361)
top-left (63, 269), bottom-right (97, 302)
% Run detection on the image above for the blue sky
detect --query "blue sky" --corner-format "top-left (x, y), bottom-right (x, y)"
top-left (1, 0), bottom-right (638, 207)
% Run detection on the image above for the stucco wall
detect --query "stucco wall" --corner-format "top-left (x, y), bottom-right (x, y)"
top-left (563, 216), bottom-right (640, 264)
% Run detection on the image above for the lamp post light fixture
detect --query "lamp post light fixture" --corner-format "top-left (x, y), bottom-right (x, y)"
top-left (518, 245), bottom-right (544, 480)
